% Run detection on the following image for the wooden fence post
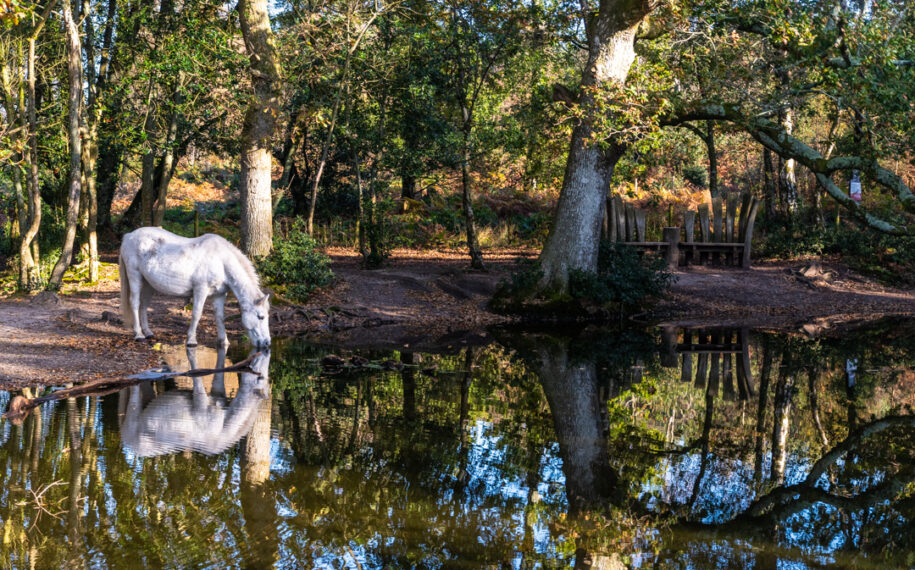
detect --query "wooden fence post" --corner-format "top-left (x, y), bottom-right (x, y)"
top-left (635, 210), bottom-right (647, 242)
top-left (741, 197), bottom-right (760, 268)
top-left (614, 196), bottom-right (625, 242)
top-left (626, 203), bottom-right (636, 241)
top-left (698, 204), bottom-right (710, 242)
top-left (712, 196), bottom-right (723, 242)
top-left (726, 194), bottom-right (738, 242)
top-left (607, 196), bottom-right (619, 241)
top-left (663, 226), bottom-right (679, 271)
top-left (683, 211), bottom-right (696, 242)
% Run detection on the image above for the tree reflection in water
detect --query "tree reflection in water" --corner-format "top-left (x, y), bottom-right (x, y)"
top-left (0, 322), bottom-right (913, 567)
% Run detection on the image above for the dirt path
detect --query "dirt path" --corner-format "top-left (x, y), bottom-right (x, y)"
top-left (653, 260), bottom-right (915, 332)
top-left (2, 249), bottom-right (914, 386)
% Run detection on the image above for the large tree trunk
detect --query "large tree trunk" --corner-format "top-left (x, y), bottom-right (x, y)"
top-left (49, 0), bottom-right (84, 289)
top-left (237, 0), bottom-right (282, 257)
top-left (537, 0), bottom-right (652, 292)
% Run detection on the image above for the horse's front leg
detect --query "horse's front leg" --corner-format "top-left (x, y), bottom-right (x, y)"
top-left (212, 293), bottom-right (228, 348)
top-left (186, 288), bottom-right (208, 347)
top-left (139, 280), bottom-right (154, 338)
top-left (126, 268), bottom-right (145, 341)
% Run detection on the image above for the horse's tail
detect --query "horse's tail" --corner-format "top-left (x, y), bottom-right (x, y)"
top-left (119, 253), bottom-right (134, 331)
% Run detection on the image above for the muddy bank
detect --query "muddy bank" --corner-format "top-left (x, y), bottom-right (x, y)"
top-left (2, 249), bottom-right (915, 386)
top-left (651, 260), bottom-right (915, 333)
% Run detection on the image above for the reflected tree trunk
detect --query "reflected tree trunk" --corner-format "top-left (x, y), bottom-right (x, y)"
top-left (770, 354), bottom-right (795, 485)
top-left (67, 398), bottom-right (83, 558)
top-left (689, 376), bottom-right (716, 507)
top-left (241, 377), bottom-right (277, 567)
top-left (808, 368), bottom-right (829, 448)
top-left (532, 340), bottom-right (616, 514)
top-left (753, 346), bottom-right (773, 489)
top-left (401, 352), bottom-right (416, 422)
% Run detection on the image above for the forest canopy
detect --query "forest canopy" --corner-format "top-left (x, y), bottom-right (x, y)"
top-left (0, 0), bottom-right (913, 291)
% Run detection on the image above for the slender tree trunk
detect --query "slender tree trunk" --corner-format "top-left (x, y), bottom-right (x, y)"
top-left (460, 127), bottom-right (484, 270)
top-left (49, 0), bottom-right (84, 289)
top-left (139, 84), bottom-right (158, 227)
top-left (0, 60), bottom-right (30, 285)
top-left (238, 0), bottom-right (282, 256)
top-left (779, 107), bottom-right (798, 212)
top-left (153, 80), bottom-right (183, 227)
top-left (763, 149), bottom-right (777, 221)
top-left (21, 36), bottom-right (44, 290)
top-left (706, 120), bottom-right (719, 199)
top-left (537, 0), bottom-right (651, 292)
top-left (306, 76), bottom-right (346, 237)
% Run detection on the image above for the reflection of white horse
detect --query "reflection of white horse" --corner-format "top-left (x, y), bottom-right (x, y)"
top-left (119, 227), bottom-right (270, 347)
top-left (120, 348), bottom-right (271, 457)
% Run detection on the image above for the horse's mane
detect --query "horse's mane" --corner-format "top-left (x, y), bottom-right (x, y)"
top-left (205, 234), bottom-right (260, 289)
top-left (230, 242), bottom-right (261, 288)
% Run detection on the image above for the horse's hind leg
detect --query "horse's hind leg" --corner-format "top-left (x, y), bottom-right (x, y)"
top-left (186, 287), bottom-right (208, 347)
top-left (139, 279), bottom-right (154, 338)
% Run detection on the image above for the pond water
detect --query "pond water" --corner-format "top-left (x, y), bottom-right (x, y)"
top-left (1, 321), bottom-right (914, 568)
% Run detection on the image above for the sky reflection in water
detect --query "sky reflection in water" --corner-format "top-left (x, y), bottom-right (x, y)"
top-left (0, 323), bottom-right (913, 568)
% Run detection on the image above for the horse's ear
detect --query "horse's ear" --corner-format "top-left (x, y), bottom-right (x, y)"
top-left (260, 293), bottom-right (271, 305)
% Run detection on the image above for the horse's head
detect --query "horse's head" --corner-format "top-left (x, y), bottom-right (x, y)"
top-left (242, 293), bottom-right (271, 347)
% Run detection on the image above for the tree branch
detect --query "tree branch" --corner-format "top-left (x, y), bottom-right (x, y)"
top-left (667, 104), bottom-right (915, 234)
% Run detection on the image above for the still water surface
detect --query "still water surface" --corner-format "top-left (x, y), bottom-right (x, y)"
top-left (1, 323), bottom-right (914, 568)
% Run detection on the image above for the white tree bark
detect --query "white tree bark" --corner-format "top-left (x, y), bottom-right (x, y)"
top-left (238, 0), bottom-right (282, 256)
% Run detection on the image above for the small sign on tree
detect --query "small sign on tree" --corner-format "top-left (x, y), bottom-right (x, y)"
top-left (850, 170), bottom-right (862, 203)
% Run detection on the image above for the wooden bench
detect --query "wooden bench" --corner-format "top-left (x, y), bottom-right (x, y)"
top-left (604, 192), bottom-right (760, 269)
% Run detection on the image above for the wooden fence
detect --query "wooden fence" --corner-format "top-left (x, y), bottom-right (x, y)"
top-left (604, 193), bottom-right (760, 269)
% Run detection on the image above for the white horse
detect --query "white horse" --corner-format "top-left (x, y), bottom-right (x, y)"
top-left (119, 227), bottom-right (271, 347)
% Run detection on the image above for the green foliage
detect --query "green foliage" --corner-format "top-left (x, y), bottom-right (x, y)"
top-left (758, 216), bottom-right (915, 285)
top-left (681, 165), bottom-right (708, 188)
top-left (256, 220), bottom-right (334, 303)
top-left (569, 242), bottom-right (674, 307)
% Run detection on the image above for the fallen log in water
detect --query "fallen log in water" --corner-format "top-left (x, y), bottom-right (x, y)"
top-left (3, 353), bottom-right (261, 424)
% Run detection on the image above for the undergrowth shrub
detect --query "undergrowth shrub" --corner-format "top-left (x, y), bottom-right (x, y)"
top-left (492, 241), bottom-right (674, 318)
top-left (256, 220), bottom-right (334, 303)
top-left (757, 216), bottom-right (915, 285)
top-left (569, 242), bottom-right (674, 307)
